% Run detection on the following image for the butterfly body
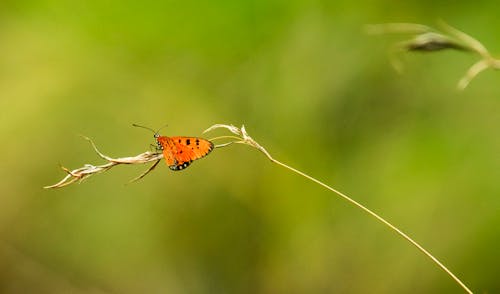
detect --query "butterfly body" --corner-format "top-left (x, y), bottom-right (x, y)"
top-left (155, 135), bottom-right (214, 171)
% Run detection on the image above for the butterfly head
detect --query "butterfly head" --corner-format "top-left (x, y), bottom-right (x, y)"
top-left (132, 123), bottom-right (167, 151)
top-left (153, 133), bottom-right (163, 150)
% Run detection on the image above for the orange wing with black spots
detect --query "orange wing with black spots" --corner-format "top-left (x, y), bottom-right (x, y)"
top-left (156, 136), bottom-right (214, 171)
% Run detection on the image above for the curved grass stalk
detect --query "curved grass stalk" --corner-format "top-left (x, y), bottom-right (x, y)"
top-left (205, 124), bottom-right (473, 294)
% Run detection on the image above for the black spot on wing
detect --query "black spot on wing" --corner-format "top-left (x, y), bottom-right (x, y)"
top-left (169, 161), bottom-right (191, 171)
top-left (186, 139), bottom-right (191, 145)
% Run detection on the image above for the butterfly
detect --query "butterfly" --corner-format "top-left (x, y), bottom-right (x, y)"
top-left (155, 134), bottom-right (214, 171)
top-left (133, 124), bottom-right (214, 171)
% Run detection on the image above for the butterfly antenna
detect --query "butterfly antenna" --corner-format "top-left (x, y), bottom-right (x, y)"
top-left (156, 123), bottom-right (169, 133)
top-left (133, 123), bottom-right (169, 137)
top-left (132, 124), bottom-right (156, 134)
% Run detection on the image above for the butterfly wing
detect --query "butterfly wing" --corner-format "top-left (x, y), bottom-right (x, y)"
top-left (157, 136), bottom-right (214, 171)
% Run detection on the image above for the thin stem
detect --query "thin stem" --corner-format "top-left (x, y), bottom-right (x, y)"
top-left (209, 122), bottom-right (473, 293)
top-left (128, 159), bottom-right (162, 183)
top-left (458, 59), bottom-right (490, 90)
top-left (209, 122), bottom-right (472, 293)
top-left (209, 135), bottom-right (244, 142)
top-left (269, 157), bottom-right (473, 294)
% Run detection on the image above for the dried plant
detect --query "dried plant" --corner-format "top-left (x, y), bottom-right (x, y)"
top-left (44, 136), bottom-right (164, 188)
top-left (45, 125), bottom-right (473, 293)
top-left (366, 21), bottom-right (500, 89)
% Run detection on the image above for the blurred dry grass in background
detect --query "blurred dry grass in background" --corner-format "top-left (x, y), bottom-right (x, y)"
top-left (0, 1), bottom-right (499, 293)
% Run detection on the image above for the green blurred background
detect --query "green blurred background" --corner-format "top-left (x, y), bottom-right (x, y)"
top-left (0, 1), bottom-right (499, 293)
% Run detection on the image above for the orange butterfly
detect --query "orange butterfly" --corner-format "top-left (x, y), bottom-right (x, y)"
top-left (134, 124), bottom-right (214, 171)
top-left (156, 135), bottom-right (214, 170)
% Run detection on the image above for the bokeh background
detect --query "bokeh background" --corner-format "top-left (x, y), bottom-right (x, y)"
top-left (0, 1), bottom-right (499, 293)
